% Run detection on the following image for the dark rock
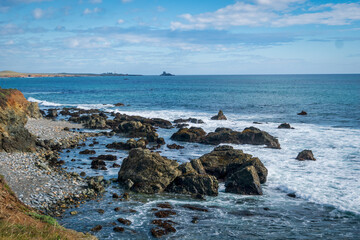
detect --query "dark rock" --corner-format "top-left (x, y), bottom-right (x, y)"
top-left (174, 118), bottom-right (204, 124)
top-left (167, 143), bottom-right (184, 150)
top-left (117, 218), bottom-right (132, 225)
top-left (211, 110), bottom-right (227, 120)
top-left (297, 111), bottom-right (307, 115)
top-left (113, 227), bottom-right (125, 232)
top-left (296, 150), bottom-right (316, 161)
top-left (106, 138), bottom-right (147, 150)
top-left (170, 127), bottom-right (206, 142)
top-left (80, 172), bottom-right (86, 177)
top-left (191, 217), bottom-right (199, 224)
top-left (112, 193), bottom-right (119, 198)
top-left (118, 148), bottom-right (181, 193)
top-left (46, 109), bottom-right (58, 118)
top-left (91, 159), bottom-right (106, 170)
top-left (79, 149), bottom-right (96, 154)
top-left (114, 207), bottom-right (121, 212)
top-left (199, 145), bottom-right (268, 183)
top-left (96, 209), bottom-right (105, 214)
top-left (182, 204), bottom-right (209, 212)
top-left (176, 123), bottom-right (189, 129)
top-left (112, 163), bottom-right (121, 168)
top-left (287, 193), bottom-right (297, 198)
top-left (166, 173), bottom-right (218, 196)
top-left (157, 203), bottom-right (173, 209)
top-left (154, 210), bottom-right (177, 218)
top-left (278, 123), bottom-right (294, 129)
top-left (203, 127), bottom-right (281, 149)
top-left (95, 154), bottom-right (117, 161)
top-left (151, 220), bottom-right (176, 238)
top-left (114, 103), bottom-right (125, 106)
top-left (91, 225), bottom-right (102, 232)
top-left (225, 166), bottom-right (262, 195)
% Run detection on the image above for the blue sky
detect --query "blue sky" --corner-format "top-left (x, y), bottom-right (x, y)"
top-left (0, 0), bottom-right (359, 74)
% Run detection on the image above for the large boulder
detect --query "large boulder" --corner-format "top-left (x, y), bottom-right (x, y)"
top-left (118, 148), bottom-right (181, 193)
top-left (166, 173), bottom-right (218, 196)
top-left (170, 127), bottom-right (206, 142)
top-left (69, 114), bottom-right (107, 129)
top-left (296, 150), bottom-right (316, 161)
top-left (198, 145), bottom-right (268, 183)
top-left (225, 166), bottom-right (262, 195)
top-left (202, 127), bottom-right (281, 149)
top-left (211, 110), bottom-right (227, 120)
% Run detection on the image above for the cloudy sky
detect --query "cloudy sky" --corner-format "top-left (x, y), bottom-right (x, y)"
top-left (0, 0), bottom-right (360, 74)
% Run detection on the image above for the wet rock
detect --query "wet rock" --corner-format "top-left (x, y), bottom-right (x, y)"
top-left (199, 145), bottom-right (268, 183)
top-left (211, 110), bottom-right (227, 120)
top-left (80, 172), bottom-right (86, 177)
top-left (112, 193), bottom-right (120, 198)
top-left (166, 173), bottom-right (218, 196)
top-left (203, 127), bottom-right (281, 149)
top-left (114, 207), bottom-right (121, 212)
top-left (79, 149), bottom-right (96, 154)
top-left (170, 127), bottom-right (206, 142)
top-left (191, 217), bottom-right (199, 224)
top-left (176, 123), bottom-right (189, 129)
top-left (70, 211), bottom-right (78, 215)
top-left (112, 163), bottom-right (121, 168)
top-left (182, 204), bottom-right (209, 212)
top-left (106, 138), bottom-right (147, 150)
top-left (225, 166), bottom-right (263, 195)
top-left (296, 150), bottom-right (316, 161)
top-left (118, 148), bottom-right (181, 194)
top-left (287, 193), bottom-right (297, 198)
top-left (157, 203), bottom-right (173, 209)
top-left (297, 110), bottom-right (307, 115)
top-left (91, 159), bottom-right (106, 170)
top-left (94, 154), bottom-right (117, 161)
top-left (278, 123), bottom-right (294, 129)
top-left (96, 209), bottom-right (105, 214)
top-left (91, 225), bottom-right (102, 232)
top-left (154, 210), bottom-right (177, 218)
top-left (117, 218), bottom-right (132, 225)
top-left (174, 118), bottom-right (204, 124)
top-left (114, 103), bottom-right (125, 107)
top-left (46, 109), bottom-right (58, 118)
top-left (167, 143), bottom-right (184, 150)
top-left (113, 227), bottom-right (124, 232)
top-left (151, 220), bottom-right (176, 238)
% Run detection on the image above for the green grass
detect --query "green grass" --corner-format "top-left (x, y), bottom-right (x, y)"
top-left (26, 212), bottom-right (59, 227)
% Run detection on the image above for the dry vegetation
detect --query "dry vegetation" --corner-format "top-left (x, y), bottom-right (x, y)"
top-left (0, 175), bottom-right (96, 240)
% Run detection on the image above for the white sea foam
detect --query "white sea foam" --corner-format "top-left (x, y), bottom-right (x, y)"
top-left (76, 104), bottom-right (115, 110)
top-left (27, 97), bottom-right (63, 107)
top-left (113, 109), bottom-right (360, 214)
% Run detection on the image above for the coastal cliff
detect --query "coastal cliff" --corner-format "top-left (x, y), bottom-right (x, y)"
top-left (0, 88), bottom-right (41, 152)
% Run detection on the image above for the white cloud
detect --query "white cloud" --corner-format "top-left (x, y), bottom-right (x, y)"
top-left (83, 7), bottom-right (102, 15)
top-left (117, 19), bottom-right (124, 24)
top-left (171, 2), bottom-right (360, 30)
top-left (89, 0), bottom-right (102, 3)
top-left (32, 8), bottom-right (43, 19)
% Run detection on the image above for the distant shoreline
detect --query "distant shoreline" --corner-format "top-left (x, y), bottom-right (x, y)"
top-left (0, 71), bottom-right (142, 78)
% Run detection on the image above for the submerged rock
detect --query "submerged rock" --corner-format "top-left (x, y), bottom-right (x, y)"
top-left (296, 150), bottom-right (316, 161)
top-left (297, 110), bottom-right (307, 115)
top-left (167, 143), bottom-right (184, 150)
top-left (278, 123), bottom-right (294, 129)
top-left (211, 110), bottom-right (227, 120)
top-left (118, 148), bottom-right (181, 194)
top-left (106, 138), bottom-right (147, 150)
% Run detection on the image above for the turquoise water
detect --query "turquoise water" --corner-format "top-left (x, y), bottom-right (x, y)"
top-left (1, 75), bottom-right (359, 239)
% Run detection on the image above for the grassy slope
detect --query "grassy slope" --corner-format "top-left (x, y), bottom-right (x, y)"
top-left (0, 175), bottom-right (96, 240)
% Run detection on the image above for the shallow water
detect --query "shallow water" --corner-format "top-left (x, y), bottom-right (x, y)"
top-left (1, 75), bottom-right (359, 239)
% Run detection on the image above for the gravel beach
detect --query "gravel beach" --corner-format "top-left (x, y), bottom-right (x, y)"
top-left (0, 118), bottom-right (88, 212)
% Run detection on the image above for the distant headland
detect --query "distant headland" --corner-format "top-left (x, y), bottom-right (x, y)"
top-left (0, 70), bottom-right (142, 78)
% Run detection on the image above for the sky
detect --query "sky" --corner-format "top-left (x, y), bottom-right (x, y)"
top-left (0, 0), bottom-right (360, 74)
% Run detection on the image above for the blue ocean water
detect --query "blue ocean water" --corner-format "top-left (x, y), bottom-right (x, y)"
top-left (1, 74), bottom-right (360, 239)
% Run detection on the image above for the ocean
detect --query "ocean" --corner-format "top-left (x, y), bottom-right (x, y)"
top-left (1, 74), bottom-right (359, 239)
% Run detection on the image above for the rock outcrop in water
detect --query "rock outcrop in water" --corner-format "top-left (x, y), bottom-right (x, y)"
top-left (118, 146), bottom-right (266, 196)
top-left (118, 148), bottom-right (181, 194)
top-left (0, 88), bottom-right (41, 152)
top-left (171, 126), bottom-right (281, 149)
top-left (278, 123), bottom-right (294, 129)
top-left (211, 110), bottom-right (227, 120)
top-left (296, 150), bottom-right (316, 161)
top-left (106, 138), bottom-right (147, 150)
